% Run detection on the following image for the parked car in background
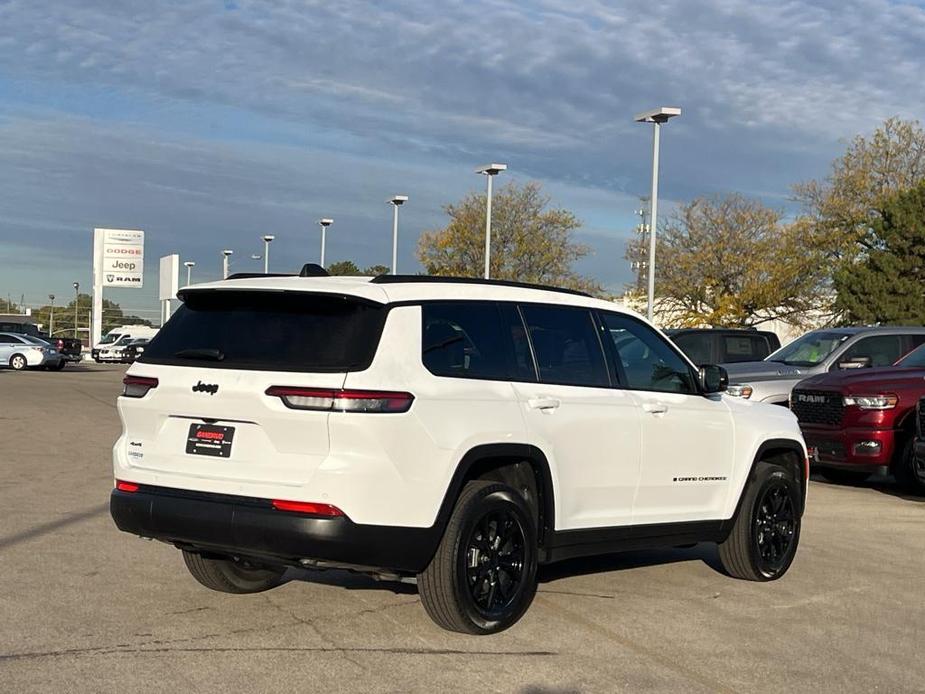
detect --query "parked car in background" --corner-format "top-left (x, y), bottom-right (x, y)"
top-left (791, 343), bottom-right (925, 494)
top-left (0, 332), bottom-right (64, 370)
top-left (723, 327), bottom-right (925, 406)
top-left (98, 335), bottom-right (135, 363)
top-left (92, 325), bottom-right (158, 362)
top-left (667, 328), bottom-right (781, 366)
top-left (119, 338), bottom-right (150, 363)
top-left (0, 319), bottom-right (82, 362)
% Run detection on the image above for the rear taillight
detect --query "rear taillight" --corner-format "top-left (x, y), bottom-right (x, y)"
top-left (116, 480), bottom-right (139, 493)
top-left (265, 386), bottom-right (414, 413)
top-left (122, 375), bottom-right (159, 398)
top-left (271, 499), bottom-right (344, 516)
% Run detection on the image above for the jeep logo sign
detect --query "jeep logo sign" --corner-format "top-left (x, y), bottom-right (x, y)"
top-left (192, 381), bottom-right (219, 395)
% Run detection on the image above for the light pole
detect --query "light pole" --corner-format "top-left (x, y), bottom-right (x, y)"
top-left (475, 163), bottom-right (507, 279)
top-left (261, 235), bottom-right (275, 273)
top-left (184, 261), bottom-right (196, 285)
top-left (48, 294), bottom-right (55, 337)
top-left (317, 219), bottom-right (333, 268)
top-left (221, 250), bottom-right (234, 279)
top-left (634, 107), bottom-right (681, 322)
top-left (388, 197), bottom-right (408, 274)
top-left (72, 282), bottom-right (79, 340)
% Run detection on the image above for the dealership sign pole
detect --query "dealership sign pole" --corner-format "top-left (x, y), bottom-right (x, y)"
top-left (158, 254), bottom-right (180, 325)
top-left (92, 228), bottom-right (145, 347)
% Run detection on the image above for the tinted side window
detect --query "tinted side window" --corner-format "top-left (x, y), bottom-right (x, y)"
top-left (839, 335), bottom-right (904, 367)
top-left (601, 313), bottom-right (697, 394)
top-left (721, 334), bottom-right (769, 362)
top-left (519, 304), bottom-right (609, 387)
top-left (672, 333), bottom-right (713, 365)
top-left (422, 302), bottom-right (520, 380)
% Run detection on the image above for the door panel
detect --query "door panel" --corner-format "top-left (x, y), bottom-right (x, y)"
top-left (599, 312), bottom-right (734, 523)
top-left (630, 391), bottom-right (734, 523)
top-left (516, 304), bottom-right (641, 529)
top-left (514, 381), bottom-right (642, 529)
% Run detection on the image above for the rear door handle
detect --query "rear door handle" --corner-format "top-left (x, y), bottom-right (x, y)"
top-left (642, 402), bottom-right (668, 415)
top-left (528, 397), bottom-right (560, 411)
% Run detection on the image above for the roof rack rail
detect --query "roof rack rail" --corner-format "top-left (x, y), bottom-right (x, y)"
top-left (369, 274), bottom-right (592, 298)
top-left (225, 272), bottom-right (296, 280)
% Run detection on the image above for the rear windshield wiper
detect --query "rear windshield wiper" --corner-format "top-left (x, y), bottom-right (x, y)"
top-left (174, 348), bottom-right (225, 361)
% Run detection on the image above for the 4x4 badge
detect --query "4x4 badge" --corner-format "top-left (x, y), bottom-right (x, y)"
top-left (192, 381), bottom-right (219, 395)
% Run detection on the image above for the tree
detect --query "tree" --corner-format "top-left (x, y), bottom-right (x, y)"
top-left (326, 260), bottom-right (361, 276)
top-left (417, 181), bottom-right (602, 294)
top-left (833, 182), bottom-right (925, 325)
top-left (627, 194), bottom-right (827, 327)
top-left (795, 117), bottom-right (925, 261)
top-left (29, 294), bottom-right (151, 337)
top-left (327, 261), bottom-right (392, 276)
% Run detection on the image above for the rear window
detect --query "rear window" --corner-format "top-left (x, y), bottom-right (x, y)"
top-left (142, 291), bottom-right (386, 372)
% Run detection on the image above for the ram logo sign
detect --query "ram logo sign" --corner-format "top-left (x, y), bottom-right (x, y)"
top-left (797, 393), bottom-right (827, 404)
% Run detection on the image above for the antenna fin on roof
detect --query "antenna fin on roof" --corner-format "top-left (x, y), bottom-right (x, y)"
top-left (300, 263), bottom-right (330, 277)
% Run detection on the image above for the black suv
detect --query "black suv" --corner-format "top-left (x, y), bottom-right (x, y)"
top-left (667, 328), bottom-right (781, 367)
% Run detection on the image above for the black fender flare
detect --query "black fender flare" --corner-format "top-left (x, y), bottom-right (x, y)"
top-left (725, 438), bottom-right (807, 535)
top-left (430, 443), bottom-right (556, 545)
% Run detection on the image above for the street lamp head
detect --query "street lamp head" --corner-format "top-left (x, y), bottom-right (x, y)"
top-left (388, 195), bottom-right (408, 206)
top-left (318, 218), bottom-right (334, 227)
top-left (184, 261), bottom-right (196, 268)
top-left (251, 254), bottom-right (262, 261)
top-left (222, 249), bottom-right (234, 257)
top-left (476, 163), bottom-right (508, 176)
top-left (73, 282), bottom-right (79, 291)
top-left (633, 107), bottom-right (681, 124)
top-left (262, 235), bottom-right (275, 243)
top-left (49, 294), bottom-right (55, 301)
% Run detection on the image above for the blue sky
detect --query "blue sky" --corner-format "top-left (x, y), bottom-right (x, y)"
top-left (1, 0), bottom-right (923, 316)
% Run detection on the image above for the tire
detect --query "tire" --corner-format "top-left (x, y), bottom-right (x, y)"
top-left (9, 354), bottom-right (27, 371)
top-left (718, 462), bottom-right (801, 581)
top-left (817, 467), bottom-right (870, 485)
top-left (52, 360), bottom-right (66, 371)
top-left (181, 550), bottom-right (286, 594)
top-left (418, 480), bottom-right (538, 635)
top-left (892, 438), bottom-right (925, 496)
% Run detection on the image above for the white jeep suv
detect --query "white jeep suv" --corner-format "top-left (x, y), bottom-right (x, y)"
top-left (110, 270), bottom-right (807, 634)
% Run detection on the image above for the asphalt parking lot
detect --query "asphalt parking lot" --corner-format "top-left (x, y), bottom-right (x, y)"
top-left (1, 365), bottom-right (924, 693)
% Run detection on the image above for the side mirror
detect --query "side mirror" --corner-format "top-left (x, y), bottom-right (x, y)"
top-left (838, 356), bottom-right (872, 370)
top-left (699, 364), bottom-right (728, 394)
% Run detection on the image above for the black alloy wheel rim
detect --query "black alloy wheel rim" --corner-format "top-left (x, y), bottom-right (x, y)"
top-left (464, 510), bottom-right (526, 617)
top-left (754, 481), bottom-right (796, 574)
top-left (912, 448), bottom-right (925, 483)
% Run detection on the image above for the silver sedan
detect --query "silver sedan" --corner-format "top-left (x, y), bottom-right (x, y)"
top-left (0, 333), bottom-right (65, 371)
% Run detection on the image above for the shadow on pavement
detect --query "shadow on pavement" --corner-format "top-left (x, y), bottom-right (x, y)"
top-left (810, 473), bottom-right (925, 503)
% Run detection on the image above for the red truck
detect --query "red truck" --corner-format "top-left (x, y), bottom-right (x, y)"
top-left (791, 344), bottom-right (925, 495)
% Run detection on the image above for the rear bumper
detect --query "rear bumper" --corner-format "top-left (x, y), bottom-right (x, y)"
top-left (802, 425), bottom-right (897, 470)
top-left (110, 484), bottom-right (439, 574)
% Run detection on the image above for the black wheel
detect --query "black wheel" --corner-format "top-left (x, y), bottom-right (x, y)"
top-left (893, 438), bottom-right (925, 496)
top-left (52, 359), bottom-right (66, 371)
top-left (718, 462), bottom-right (801, 581)
top-left (181, 550), bottom-right (286, 594)
top-left (817, 467), bottom-right (870, 485)
top-left (418, 480), bottom-right (538, 634)
top-left (9, 354), bottom-right (27, 371)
